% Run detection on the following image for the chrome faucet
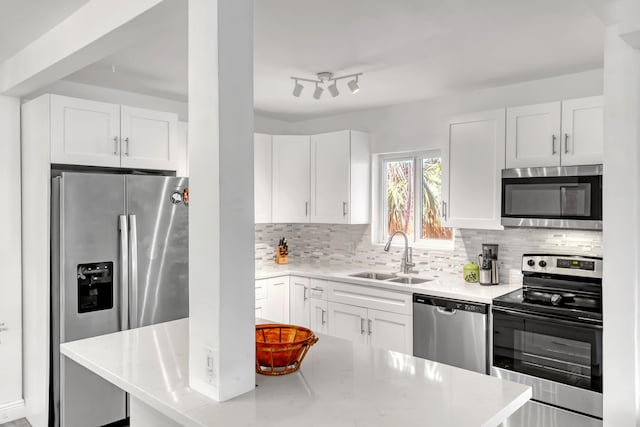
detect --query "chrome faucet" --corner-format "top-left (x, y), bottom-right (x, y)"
top-left (383, 230), bottom-right (416, 274)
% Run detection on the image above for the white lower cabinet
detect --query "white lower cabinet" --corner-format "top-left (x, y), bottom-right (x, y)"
top-left (289, 276), bottom-right (311, 328)
top-left (255, 277), bottom-right (290, 323)
top-left (309, 299), bottom-right (329, 335)
top-left (367, 308), bottom-right (413, 355)
top-left (328, 302), bottom-right (369, 345)
top-left (328, 302), bottom-right (413, 354)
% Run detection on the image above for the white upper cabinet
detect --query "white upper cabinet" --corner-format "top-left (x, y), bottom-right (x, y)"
top-left (254, 133), bottom-right (272, 223)
top-left (272, 135), bottom-right (311, 223)
top-left (506, 102), bottom-right (562, 168)
top-left (35, 94), bottom-right (180, 171)
top-left (120, 106), bottom-right (178, 170)
top-left (561, 96), bottom-right (604, 166)
top-left (310, 130), bottom-right (370, 224)
top-left (442, 109), bottom-right (505, 230)
top-left (51, 95), bottom-right (121, 167)
top-left (506, 97), bottom-right (603, 168)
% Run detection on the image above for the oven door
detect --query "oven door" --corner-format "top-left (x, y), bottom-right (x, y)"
top-left (501, 167), bottom-right (602, 229)
top-left (492, 306), bottom-right (602, 393)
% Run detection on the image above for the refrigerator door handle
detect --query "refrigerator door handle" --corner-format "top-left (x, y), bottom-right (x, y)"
top-left (119, 215), bottom-right (129, 330)
top-left (129, 214), bottom-right (139, 329)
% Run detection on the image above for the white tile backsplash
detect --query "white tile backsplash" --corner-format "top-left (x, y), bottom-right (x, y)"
top-left (255, 224), bottom-right (602, 284)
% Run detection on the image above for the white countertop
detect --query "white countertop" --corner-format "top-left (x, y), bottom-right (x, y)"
top-left (256, 262), bottom-right (521, 304)
top-left (61, 318), bottom-right (531, 427)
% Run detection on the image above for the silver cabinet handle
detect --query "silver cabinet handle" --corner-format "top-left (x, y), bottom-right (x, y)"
top-left (343, 201), bottom-right (348, 217)
top-left (303, 287), bottom-right (309, 301)
top-left (368, 319), bottom-right (372, 336)
top-left (360, 317), bottom-right (365, 334)
top-left (129, 214), bottom-right (139, 329)
top-left (321, 309), bottom-right (327, 325)
top-left (305, 201), bottom-right (308, 216)
top-left (441, 200), bottom-right (447, 221)
top-left (113, 136), bottom-right (119, 155)
top-left (311, 287), bottom-right (324, 292)
top-left (124, 137), bottom-right (130, 156)
top-left (552, 134), bottom-right (557, 154)
top-left (564, 133), bottom-right (569, 154)
top-left (118, 215), bottom-right (129, 330)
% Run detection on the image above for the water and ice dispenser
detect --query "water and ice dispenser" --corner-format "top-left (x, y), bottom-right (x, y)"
top-left (77, 262), bottom-right (114, 313)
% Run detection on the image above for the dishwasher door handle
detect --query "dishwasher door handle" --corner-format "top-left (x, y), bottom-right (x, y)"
top-left (436, 306), bottom-right (457, 315)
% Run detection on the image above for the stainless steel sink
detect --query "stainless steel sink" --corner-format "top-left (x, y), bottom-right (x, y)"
top-left (349, 272), bottom-right (397, 281)
top-left (389, 277), bottom-right (432, 285)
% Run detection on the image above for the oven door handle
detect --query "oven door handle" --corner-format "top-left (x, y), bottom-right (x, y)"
top-left (492, 306), bottom-right (602, 330)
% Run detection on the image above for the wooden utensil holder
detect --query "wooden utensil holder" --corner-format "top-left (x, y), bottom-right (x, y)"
top-left (275, 245), bottom-right (288, 264)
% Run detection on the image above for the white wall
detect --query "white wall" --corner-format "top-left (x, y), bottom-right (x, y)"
top-left (285, 69), bottom-right (603, 154)
top-left (0, 96), bottom-right (24, 423)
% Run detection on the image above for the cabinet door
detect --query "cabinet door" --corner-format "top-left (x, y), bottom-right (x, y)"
top-left (50, 95), bottom-right (121, 167)
top-left (328, 302), bottom-right (367, 345)
top-left (310, 131), bottom-right (350, 224)
top-left (262, 277), bottom-right (290, 323)
top-left (561, 96), bottom-right (603, 166)
top-left (254, 133), bottom-right (272, 223)
top-left (506, 102), bottom-right (561, 168)
top-left (309, 299), bottom-right (328, 335)
top-left (120, 105), bottom-right (178, 171)
top-left (367, 309), bottom-right (413, 355)
top-left (255, 279), bottom-right (267, 321)
top-left (272, 135), bottom-right (311, 223)
top-left (289, 276), bottom-right (310, 327)
top-left (442, 109), bottom-right (505, 230)
top-left (176, 121), bottom-right (189, 177)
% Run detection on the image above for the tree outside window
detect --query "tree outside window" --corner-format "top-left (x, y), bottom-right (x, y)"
top-left (382, 153), bottom-right (452, 245)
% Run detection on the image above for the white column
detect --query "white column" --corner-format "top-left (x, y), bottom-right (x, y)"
top-left (0, 96), bottom-right (23, 423)
top-left (188, 0), bottom-right (255, 401)
top-left (602, 25), bottom-right (640, 425)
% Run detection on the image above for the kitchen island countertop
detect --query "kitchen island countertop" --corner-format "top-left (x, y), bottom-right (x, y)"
top-left (61, 318), bottom-right (531, 427)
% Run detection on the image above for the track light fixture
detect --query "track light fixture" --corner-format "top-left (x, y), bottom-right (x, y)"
top-left (313, 82), bottom-right (323, 100)
top-left (290, 72), bottom-right (363, 99)
top-left (328, 80), bottom-right (339, 97)
top-left (347, 75), bottom-right (360, 94)
top-left (292, 79), bottom-right (303, 97)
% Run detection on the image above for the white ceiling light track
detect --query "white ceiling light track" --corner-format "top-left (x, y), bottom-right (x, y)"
top-left (291, 72), bottom-right (362, 99)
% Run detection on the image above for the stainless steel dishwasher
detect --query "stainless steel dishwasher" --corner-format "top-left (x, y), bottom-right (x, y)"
top-left (413, 294), bottom-right (489, 374)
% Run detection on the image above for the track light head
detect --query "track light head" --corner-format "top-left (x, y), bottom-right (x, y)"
top-left (348, 76), bottom-right (360, 94)
top-left (313, 83), bottom-right (323, 100)
top-left (292, 80), bottom-right (303, 97)
top-left (328, 80), bottom-right (339, 97)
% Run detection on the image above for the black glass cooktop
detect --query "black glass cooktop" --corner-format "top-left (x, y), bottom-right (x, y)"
top-left (493, 289), bottom-right (602, 323)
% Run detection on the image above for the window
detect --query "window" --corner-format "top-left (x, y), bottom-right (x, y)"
top-left (380, 151), bottom-right (453, 247)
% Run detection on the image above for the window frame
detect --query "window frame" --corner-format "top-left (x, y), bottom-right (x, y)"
top-left (378, 150), bottom-right (454, 250)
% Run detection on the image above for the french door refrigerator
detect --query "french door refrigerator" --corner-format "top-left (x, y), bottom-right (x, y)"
top-left (51, 172), bottom-right (189, 427)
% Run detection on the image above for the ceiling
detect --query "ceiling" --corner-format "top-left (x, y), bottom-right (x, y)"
top-left (0, 0), bottom-right (91, 63)
top-left (3, 0), bottom-right (605, 121)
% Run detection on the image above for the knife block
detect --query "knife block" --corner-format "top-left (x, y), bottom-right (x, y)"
top-left (275, 245), bottom-right (288, 264)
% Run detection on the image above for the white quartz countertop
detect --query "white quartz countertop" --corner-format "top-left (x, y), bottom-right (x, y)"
top-left (256, 262), bottom-right (521, 304)
top-left (61, 319), bottom-right (531, 427)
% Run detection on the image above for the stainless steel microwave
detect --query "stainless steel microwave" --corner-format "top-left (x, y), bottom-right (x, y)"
top-left (501, 165), bottom-right (603, 230)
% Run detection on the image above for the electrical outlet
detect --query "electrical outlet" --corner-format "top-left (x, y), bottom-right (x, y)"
top-left (206, 347), bottom-right (216, 384)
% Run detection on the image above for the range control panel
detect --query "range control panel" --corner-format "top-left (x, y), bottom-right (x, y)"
top-left (522, 254), bottom-right (602, 279)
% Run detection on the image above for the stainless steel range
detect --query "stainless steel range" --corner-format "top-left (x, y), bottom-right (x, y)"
top-left (492, 254), bottom-right (602, 427)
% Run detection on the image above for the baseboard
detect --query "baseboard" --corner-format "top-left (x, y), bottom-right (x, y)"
top-left (0, 399), bottom-right (25, 424)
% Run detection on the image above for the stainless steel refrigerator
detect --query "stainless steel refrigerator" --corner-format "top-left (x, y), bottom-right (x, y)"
top-left (51, 172), bottom-right (189, 427)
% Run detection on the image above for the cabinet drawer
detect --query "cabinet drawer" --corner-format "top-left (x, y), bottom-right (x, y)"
top-left (328, 281), bottom-right (412, 315)
top-left (309, 279), bottom-right (328, 300)
top-left (255, 279), bottom-right (268, 300)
